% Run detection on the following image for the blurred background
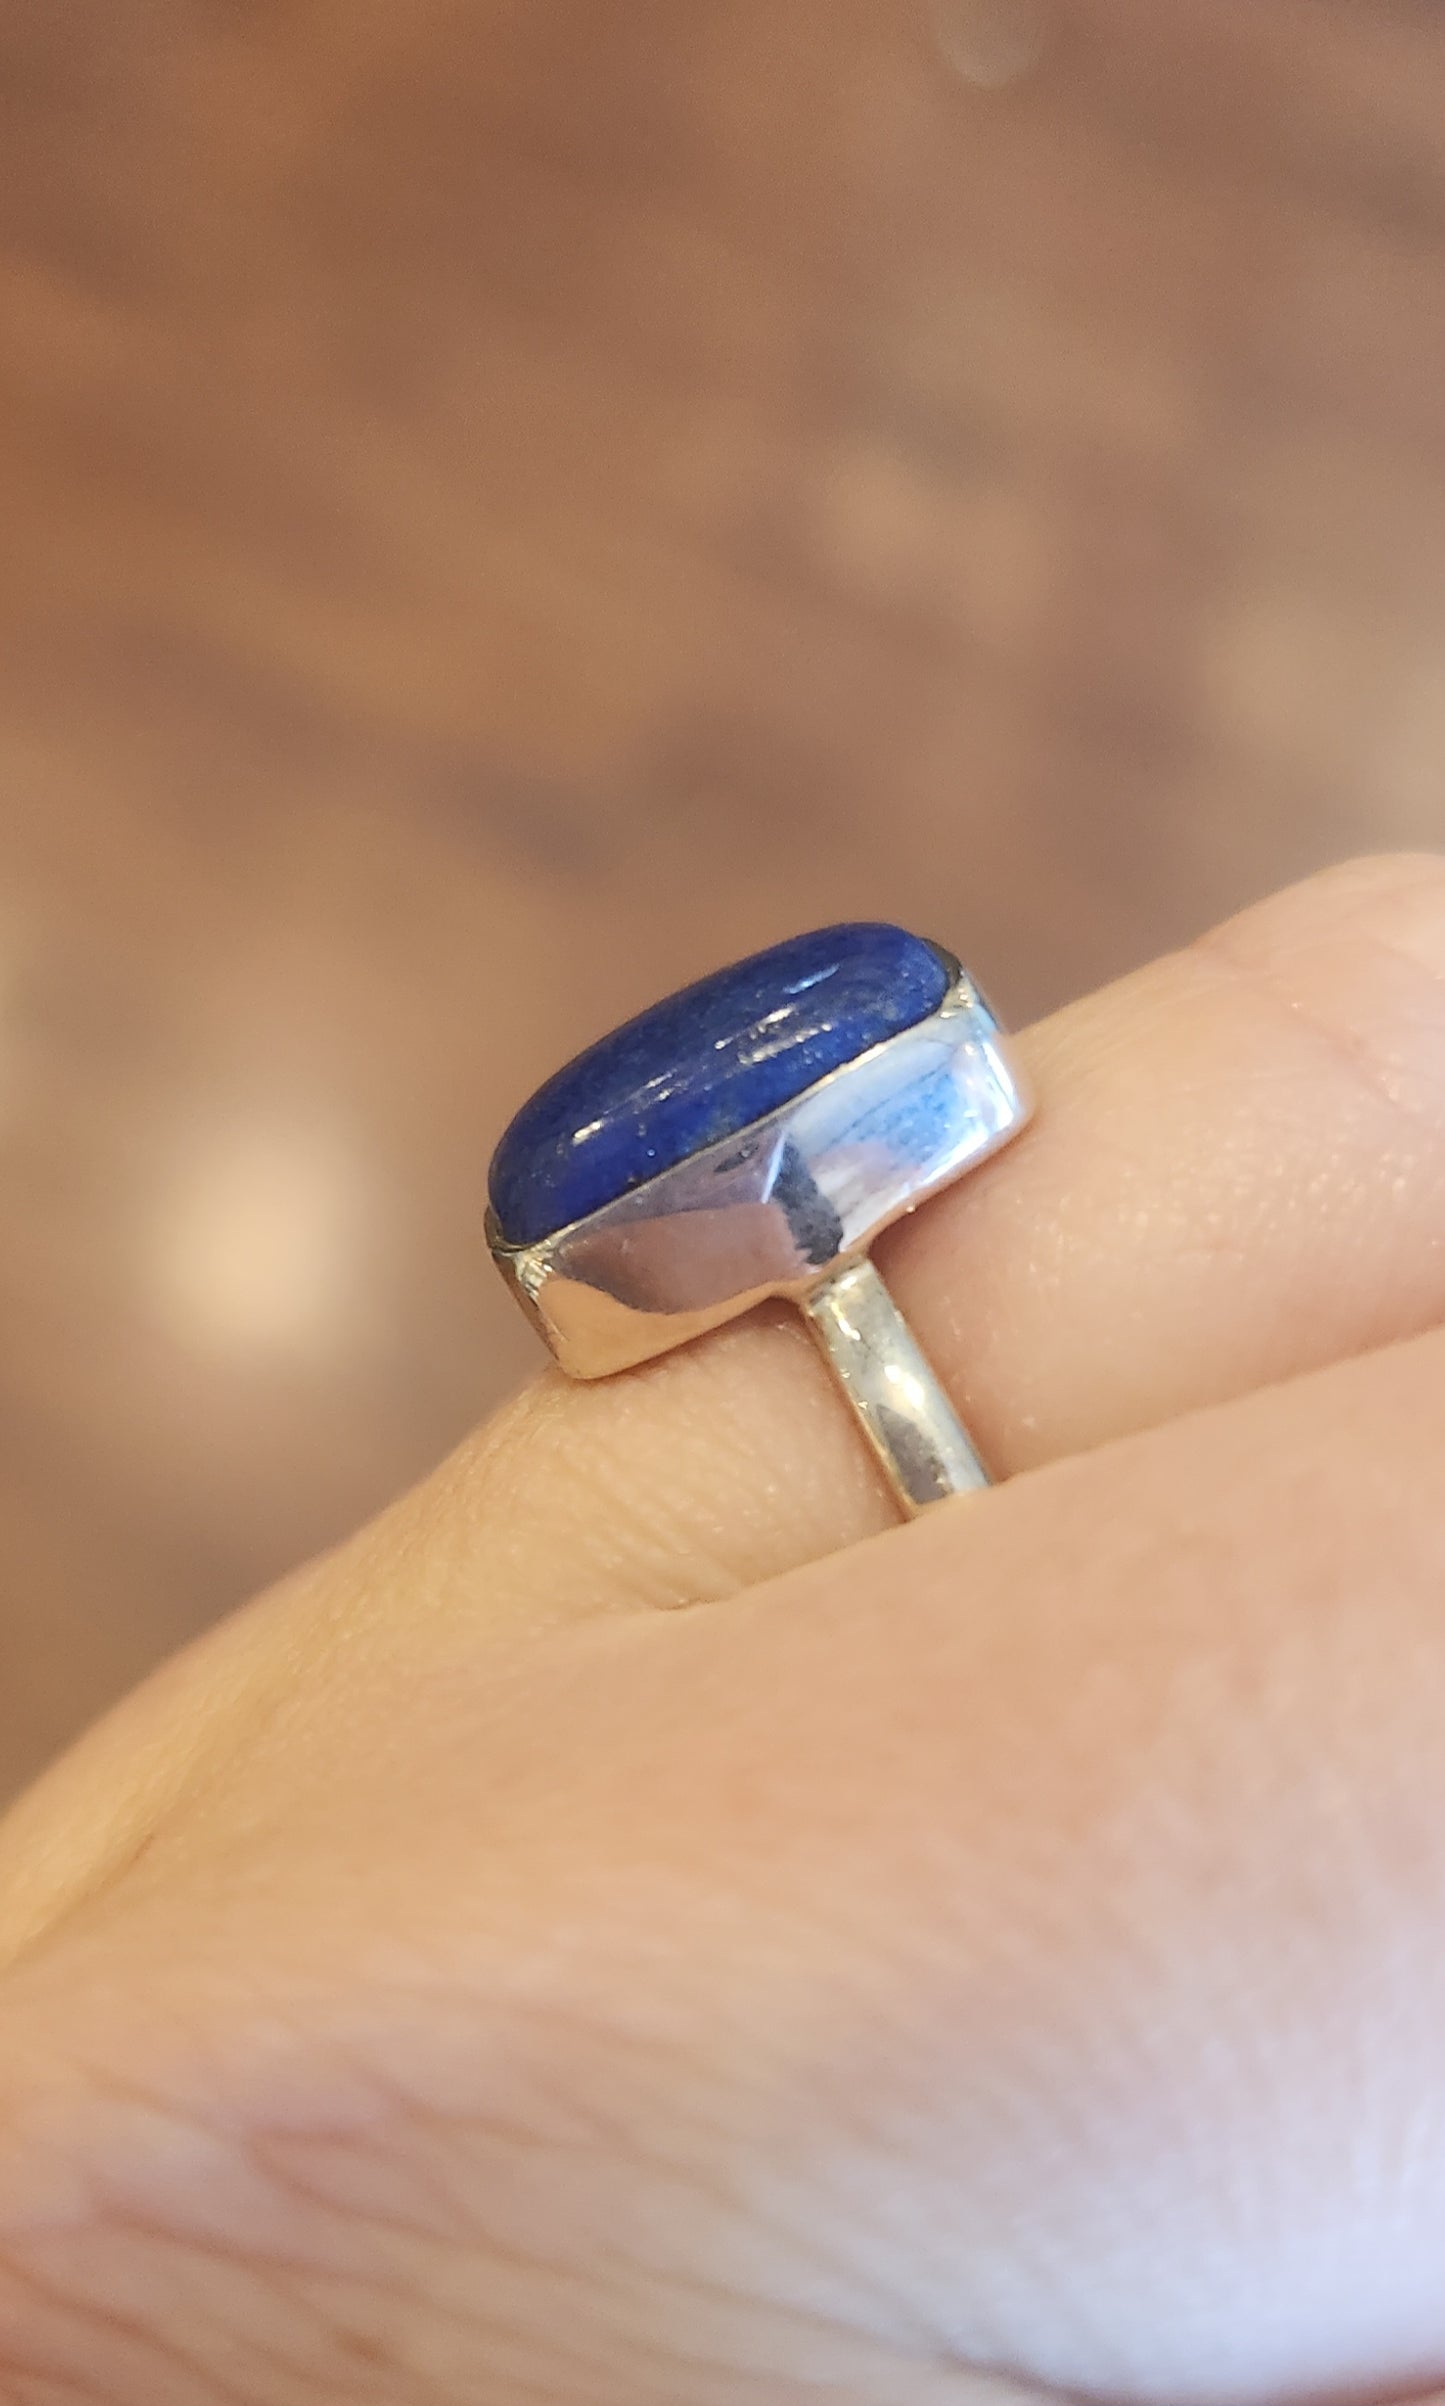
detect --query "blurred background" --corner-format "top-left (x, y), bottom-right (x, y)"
top-left (2, 0), bottom-right (1444, 1801)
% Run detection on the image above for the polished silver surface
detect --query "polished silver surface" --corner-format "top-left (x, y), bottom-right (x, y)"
top-left (802, 1257), bottom-right (991, 1513)
top-left (490, 963), bottom-right (1030, 1382)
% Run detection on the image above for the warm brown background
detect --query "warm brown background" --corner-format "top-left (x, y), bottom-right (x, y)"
top-left (2, 0), bottom-right (1444, 1801)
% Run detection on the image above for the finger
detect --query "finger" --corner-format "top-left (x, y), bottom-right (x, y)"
top-left (7, 1329), bottom-right (1445, 2405)
top-left (399, 847), bottom-right (1445, 1618)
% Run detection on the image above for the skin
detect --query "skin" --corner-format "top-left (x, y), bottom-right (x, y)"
top-left (3, 853), bottom-right (1445, 2403)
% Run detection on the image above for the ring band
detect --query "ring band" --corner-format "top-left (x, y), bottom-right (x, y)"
top-left (487, 924), bottom-right (1031, 1518)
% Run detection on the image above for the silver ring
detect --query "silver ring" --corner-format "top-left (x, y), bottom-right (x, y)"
top-left (487, 924), bottom-right (1032, 1518)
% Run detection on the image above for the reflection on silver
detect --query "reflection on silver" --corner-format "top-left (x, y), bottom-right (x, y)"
top-left (803, 1257), bottom-right (991, 1512)
top-left (489, 961), bottom-right (1030, 1515)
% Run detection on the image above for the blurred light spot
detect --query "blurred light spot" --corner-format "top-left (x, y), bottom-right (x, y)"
top-left (932, 0), bottom-right (1048, 88)
top-left (151, 1122), bottom-right (371, 1360)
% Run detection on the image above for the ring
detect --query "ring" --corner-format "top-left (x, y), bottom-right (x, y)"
top-left (487, 924), bottom-right (1032, 1517)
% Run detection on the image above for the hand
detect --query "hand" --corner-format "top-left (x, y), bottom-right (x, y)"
top-left (3, 855), bottom-right (1445, 2406)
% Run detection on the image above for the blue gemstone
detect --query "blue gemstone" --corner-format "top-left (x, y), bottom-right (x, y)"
top-left (489, 922), bottom-right (949, 1245)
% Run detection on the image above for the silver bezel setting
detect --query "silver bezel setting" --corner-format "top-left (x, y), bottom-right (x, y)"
top-left (487, 952), bottom-right (1031, 1380)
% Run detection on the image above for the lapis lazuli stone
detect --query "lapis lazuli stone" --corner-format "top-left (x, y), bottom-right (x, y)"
top-left (489, 922), bottom-right (949, 1246)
